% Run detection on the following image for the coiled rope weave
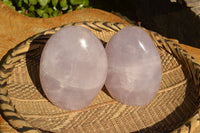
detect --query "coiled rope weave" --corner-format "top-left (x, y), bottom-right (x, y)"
top-left (0, 2), bottom-right (200, 133)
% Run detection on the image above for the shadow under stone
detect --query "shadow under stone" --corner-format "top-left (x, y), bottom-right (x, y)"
top-left (26, 34), bottom-right (52, 99)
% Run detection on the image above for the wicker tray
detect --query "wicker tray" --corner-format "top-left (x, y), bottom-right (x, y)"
top-left (0, 22), bottom-right (200, 133)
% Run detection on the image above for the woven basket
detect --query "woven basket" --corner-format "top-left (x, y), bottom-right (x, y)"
top-left (0, 21), bottom-right (200, 133)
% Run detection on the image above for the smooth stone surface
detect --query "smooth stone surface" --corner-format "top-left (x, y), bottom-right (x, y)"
top-left (105, 26), bottom-right (162, 106)
top-left (40, 26), bottom-right (107, 110)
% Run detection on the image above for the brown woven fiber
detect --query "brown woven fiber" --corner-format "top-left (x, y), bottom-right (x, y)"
top-left (0, 21), bottom-right (200, 133)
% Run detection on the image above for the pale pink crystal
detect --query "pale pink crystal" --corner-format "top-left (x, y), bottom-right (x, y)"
top-left (40, 26), bottom-right (107, 110)
top-left (105, 26), bottom-right (162, 106)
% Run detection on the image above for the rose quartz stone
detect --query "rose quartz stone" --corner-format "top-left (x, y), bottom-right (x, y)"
top-left (105, 26), bottom-right (162, 106)
top-left (40, 26), bottom-right (107, 110)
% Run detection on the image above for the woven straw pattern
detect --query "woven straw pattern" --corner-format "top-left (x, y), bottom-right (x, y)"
top-left (0, 22), bottom-right (200, 133)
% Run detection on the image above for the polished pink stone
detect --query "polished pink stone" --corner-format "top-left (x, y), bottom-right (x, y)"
top-left (40, 26), bottom-right (107, 110)
top-left (105, 26), bottom-right (162, 106)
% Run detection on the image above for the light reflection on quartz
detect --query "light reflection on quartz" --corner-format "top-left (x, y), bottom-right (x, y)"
top-left (138, 41), bottom-right (146, 51)
top-left (80, 39), bottom-right (88, 49)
